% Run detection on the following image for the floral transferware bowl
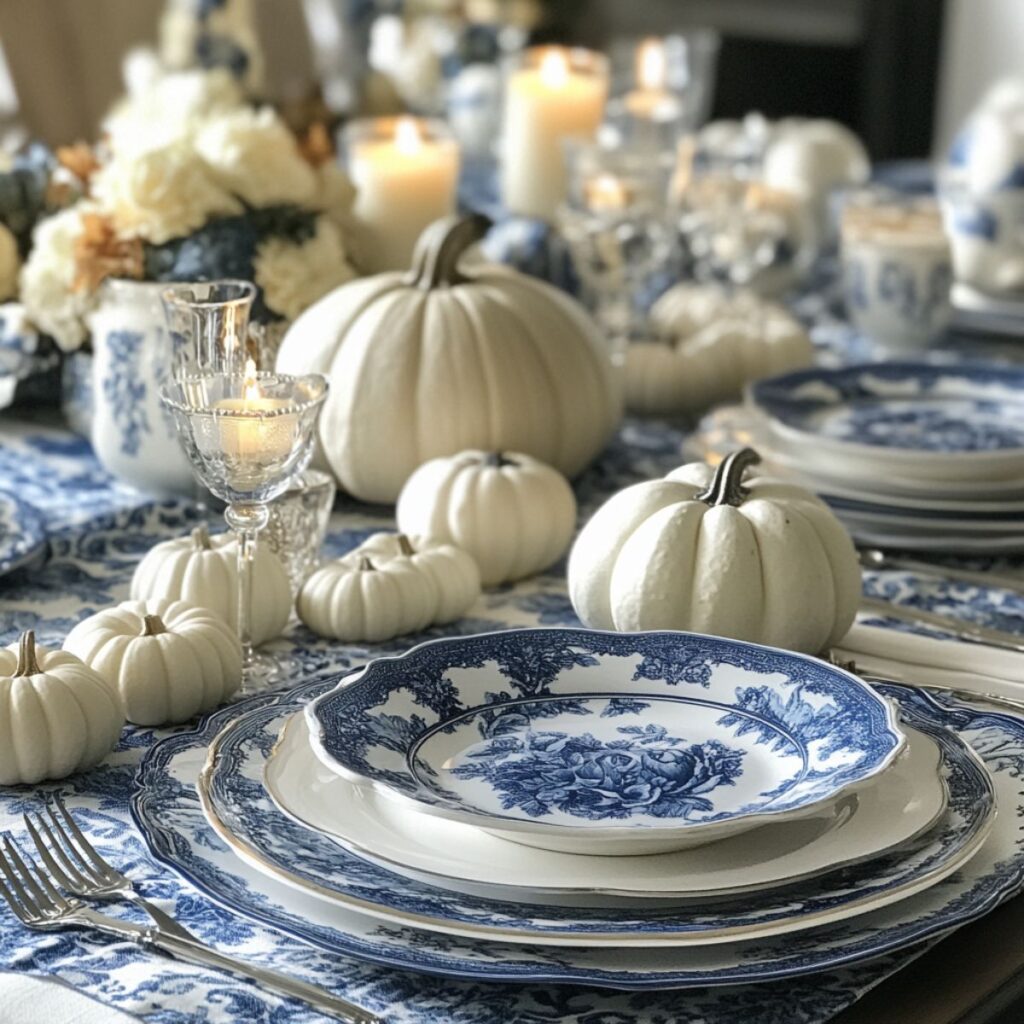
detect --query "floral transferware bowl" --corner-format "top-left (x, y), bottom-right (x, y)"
top-left (306, 629), bottom-right (906, 855)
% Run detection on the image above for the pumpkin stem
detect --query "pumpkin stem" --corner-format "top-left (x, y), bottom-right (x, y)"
top-left (191, 524), bottom-right (212, 550)
top-left (13, 630), bottom-right (41, 677)
top-left (696, 448), bottom-right (761, 508)
top-left (482, 452), bottom-right (517, 468)
top-left (395, 534), bottom-right (416, 557)
top-left (358, 556), bottom-right (376, 571)
top-left (140, 614), bottom-right (169, 637)
top-left (406, 213), bottom-right (493, 291)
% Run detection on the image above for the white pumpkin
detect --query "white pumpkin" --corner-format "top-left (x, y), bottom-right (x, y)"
top-left (298, 555), bottom-right (437, 642)
top-left (567, 448), bottom-right (860, 654)
top-left (346, 532), bottom-right (481, 623)
top-left (130, 524), bottom-right (291, 646)
top-left (0, 631), bottom-right (124, 786)
top-left (276, 213), bottom-right (622, 503)
top-left (396, 450), bottom-right (577, 585)
top-left (64, 599), bottom-right (243, 726)
top-left (763, 119), bottom-right (869, 203)
top-left (626, 286), bottom-right (813, 417)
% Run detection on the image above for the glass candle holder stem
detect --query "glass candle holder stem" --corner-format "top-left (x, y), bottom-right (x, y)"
top-left (224, 501), bottom-right (271, 670)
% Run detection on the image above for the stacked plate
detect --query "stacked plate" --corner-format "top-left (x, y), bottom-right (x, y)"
top-left (694, 361), bottom-right (1024, 553)
top-left (132, 627), bottom-right (1022, 991)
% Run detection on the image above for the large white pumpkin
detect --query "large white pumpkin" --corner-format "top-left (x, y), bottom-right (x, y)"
top-left (276, 214), bottom-right (622, 502)
top-left (567, 449), bottom-right (860, 654)
top-left (0, 631), bottom-right (124, 785)
top-left (64, 599), bottom-right (243, 726)
top-left (130, 524), bottom-right (291, 647)
top-left (626, 286), bottom-right (813, 418)
top-left (396, 450), bottom-right (577, 585)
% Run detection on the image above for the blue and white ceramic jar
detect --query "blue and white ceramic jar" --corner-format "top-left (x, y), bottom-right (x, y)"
top-left (88, 279), bottom-right (194, 495)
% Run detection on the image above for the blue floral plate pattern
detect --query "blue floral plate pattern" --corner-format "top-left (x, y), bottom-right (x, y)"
top-left (0, 489), bottom-right (47, 577)
top-left (136, 681), bottom-right (1021, 989)
top-left (305, 629), bottom-right (906, 855)
top-left (751, 362), bottom-right (1024, 460)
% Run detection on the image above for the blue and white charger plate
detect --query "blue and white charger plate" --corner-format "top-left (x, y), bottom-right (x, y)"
top-left (133, 679), bottom-right (1023, 989)
top-left (305, 629), bottom-right (905, 856)
top-left (750, 362), bottom-right (1024, 480)
top-left (200, 681), bottom-right (989, 948)
top-left (0, 490), bottom-right (47, 577)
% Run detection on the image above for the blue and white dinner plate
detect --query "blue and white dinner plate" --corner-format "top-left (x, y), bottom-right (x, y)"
top-left (133, 679), bottom-right (1024, 989)
top-left (0, 490), bottom-right (47, 577)
top-left (200, 682), bottom-right (989, 947)
top-left (265, 709), bottom-right (949, 904)
top-left (305, 629), bottom-right (906, 856)
top-left (750, 362), bottom-right (1024, 480)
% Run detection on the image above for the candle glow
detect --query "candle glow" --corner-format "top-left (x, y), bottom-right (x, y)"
top-left (637, 39), bottom-right (668, 91)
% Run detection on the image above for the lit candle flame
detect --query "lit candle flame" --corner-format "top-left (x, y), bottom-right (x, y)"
top-left (394, 117), bottom-right (422, 156)
top-left (242, 357), bottom-right (260, 403)
top-left (585, 173), bottom-right (630, 212)
top-left (637, 38), bottom-right (667, 91)
top-left (539, 48), bottom-right (570, 88)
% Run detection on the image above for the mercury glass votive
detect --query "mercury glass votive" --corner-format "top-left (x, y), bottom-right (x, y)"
top-left (161, 367), bottom-right (328, 684)
top-left (264, 469), bottom-right (337, 596)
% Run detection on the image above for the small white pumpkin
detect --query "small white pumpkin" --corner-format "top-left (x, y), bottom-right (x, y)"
top-left (626, 286), bottom-right (813, 418)
top-left (130, 524), bottom-right (291, 646)
top-left (396, 451), bottom-right (577, 585)
top-left (276, 213), bottom-right (622, 502)
top-left (346, 532), bottom-right (481, 623)
top-left (64, 599), bottom-right (243, 726)
top-left (298, 555), bottom-right (438, 642)
top-left (0, 631), bottom-right (124, 786)
top-left (567, 448), bottom-right (860, 654)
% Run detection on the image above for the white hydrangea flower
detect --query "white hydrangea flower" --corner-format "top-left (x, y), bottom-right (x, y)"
top-left (92, 139), bottom-right (240, 244)
top-left (196, 107), bottom-right (318, 208)
top-left (314, 162), bottom-right (357, 221)
top-left (0, 222), bottom-right (20, 302)
top-left (19, 205), bottom-right (96, 351)
top-left (254, 216), bottom-right (357, 321)
top-left (104, 67), bottom-right (244, 152)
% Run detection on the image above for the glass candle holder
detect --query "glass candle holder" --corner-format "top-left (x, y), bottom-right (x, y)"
top-left (264, 468), bottom-right (337, 596)
top-left (342, 116), bottom-right (460, 272)
top-left (161, 366), bottom-right (328, 684)
top-left (161, 280), bottom-right (258, 378)
top-left (500, 46), bottom-right (610, 221)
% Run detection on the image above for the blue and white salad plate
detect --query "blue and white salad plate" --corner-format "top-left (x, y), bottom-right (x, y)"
top-left (750, 362), bottom-right (1024, 480)
top-left (133, 678), bottom-right (1023, 989)
top-left (305, 629), bottom-right (906, 856)
top-left (265, 707), bottom-right (949, 904)
top-left (0, 489), bottom-right (47, 577)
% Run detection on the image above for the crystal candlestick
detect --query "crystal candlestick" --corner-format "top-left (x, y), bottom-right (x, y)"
top-left (161, 365), bottom-right (328, 686)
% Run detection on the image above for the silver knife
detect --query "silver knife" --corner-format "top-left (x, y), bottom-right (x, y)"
top-left (859, 548), bottom-right (1024, 594)
top-left (67, 905), bottom-right (381, 1023)
top-left (859, 596), bottom-right (1024, 655)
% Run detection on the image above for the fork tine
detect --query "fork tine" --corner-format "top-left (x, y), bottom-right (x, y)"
top-left (0, 836), bottom-right (41, 918)
top-left (0, 859), bottom-right (27, 919)
top-left (49, 796), bottom-right (109, 879)
top-left (6, 836), bottom-right (70, 911)
top-left (23, 813), bottom-right (80, 890)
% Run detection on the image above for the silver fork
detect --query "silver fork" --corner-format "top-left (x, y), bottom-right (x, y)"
top-left (0, 832), bottom-right (382, 1024)
top-left (24, 796), bottom-right (192, 940)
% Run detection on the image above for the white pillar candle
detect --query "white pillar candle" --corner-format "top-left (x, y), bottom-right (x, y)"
top-left (625, 38), bottom-right (672, 118)
top-left (347, 117), bottom-right (460, 272)
top-left (501, 47), bottom-right (609, 222)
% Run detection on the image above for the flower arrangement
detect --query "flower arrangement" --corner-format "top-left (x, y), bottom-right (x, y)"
top-left (20, 67), bottom-right (361, 352)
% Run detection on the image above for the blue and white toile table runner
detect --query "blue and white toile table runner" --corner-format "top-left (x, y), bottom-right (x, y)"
top-left (1, 395), bottom-right (1024, 1023)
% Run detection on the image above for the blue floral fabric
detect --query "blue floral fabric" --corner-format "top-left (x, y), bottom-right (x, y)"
top-left (0, 406), bottom-right (1021, 1024)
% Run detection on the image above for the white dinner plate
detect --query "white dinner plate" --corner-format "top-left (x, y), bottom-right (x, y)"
top-left (264, 710), bottom-right (948, 905)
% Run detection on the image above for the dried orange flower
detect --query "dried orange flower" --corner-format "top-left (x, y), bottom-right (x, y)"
top-left (72, 212), bottom-right (144, 294)
top-left (298, 122), bottom-right (334, 168)
top-left (56, 142), bottom-right (101, 182)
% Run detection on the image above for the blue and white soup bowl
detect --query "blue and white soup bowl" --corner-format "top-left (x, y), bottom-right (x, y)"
top-left (88, 279), bottom-right (194, 495)
top-left (306, 629), bottom-right (907, 856)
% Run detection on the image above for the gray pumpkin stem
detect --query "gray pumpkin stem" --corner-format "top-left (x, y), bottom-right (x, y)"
top-left (407, 213), bottom-right (493, 291)
top-left (395, 534), bottom-right (416, 556)
top-left (140, 614), bottom-right (168, 637)
top-left (191, 524), bottom-right (212, 550)
top-left (696, 448), bottom-right (761, 507)
top-left (482, 452), bottom-right (517, 468)
top-left (13, 630), bottom-right (41, 677)
top-left (358, 556), bottom-right (376, 572)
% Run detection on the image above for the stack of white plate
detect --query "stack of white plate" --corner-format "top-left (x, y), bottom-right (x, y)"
top-left (693, 361), bottom-right (1024, 553)
top-left (132, 627), bottom-right (1022, 992)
